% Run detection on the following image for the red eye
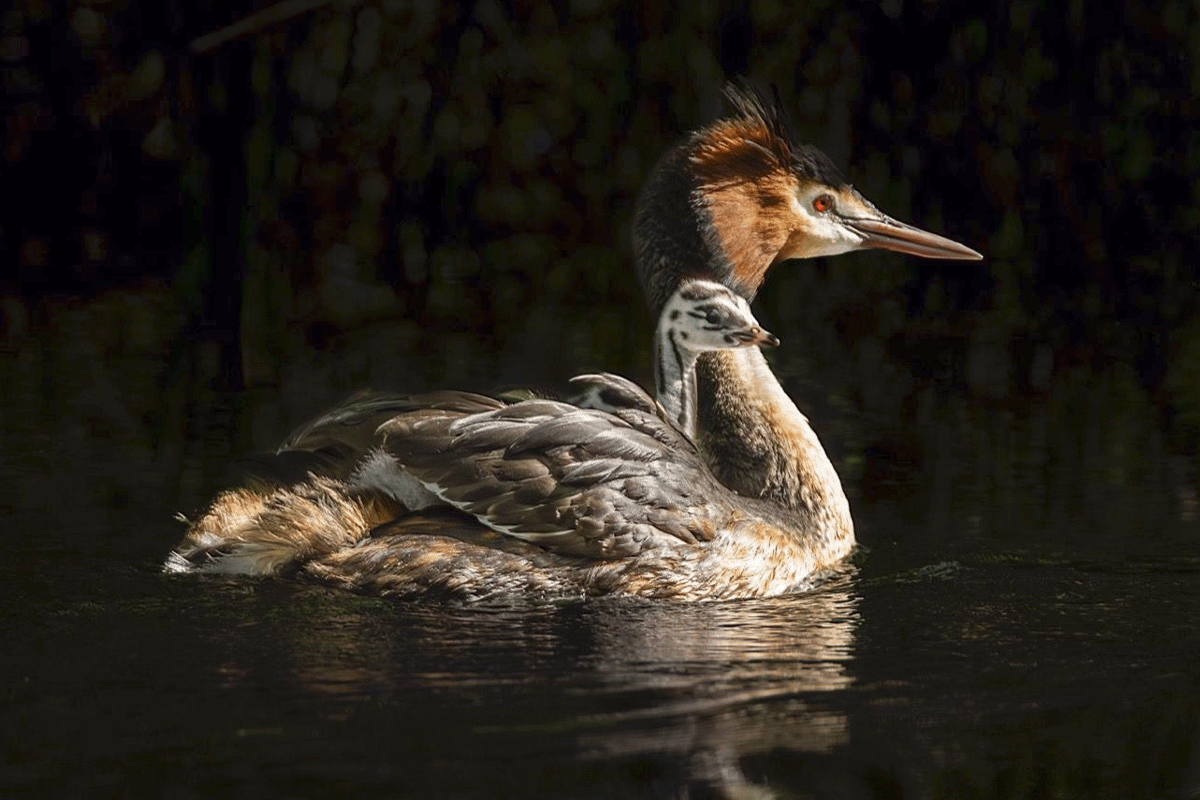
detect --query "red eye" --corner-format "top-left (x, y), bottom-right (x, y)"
top-left (813, 194), bottom-right (834, 213)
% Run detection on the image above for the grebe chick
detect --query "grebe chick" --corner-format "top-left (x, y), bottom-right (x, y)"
top-left (654, 279), bottom-right (778, 437)
top-left (570, 278), bottom-right (777, 437)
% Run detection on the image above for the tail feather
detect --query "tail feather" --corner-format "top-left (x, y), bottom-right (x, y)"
top-left (165, 477), bottom-right (405, 575)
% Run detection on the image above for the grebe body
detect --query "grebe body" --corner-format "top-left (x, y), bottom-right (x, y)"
top-left (167, 85), bottom-right (981, 600)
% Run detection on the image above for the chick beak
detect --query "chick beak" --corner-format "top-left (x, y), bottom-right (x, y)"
top-left (732, 326), bottom-right (780, 348)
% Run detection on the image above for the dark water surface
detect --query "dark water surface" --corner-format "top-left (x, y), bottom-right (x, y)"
top-left (4, 309), bottom-right (1200, 799)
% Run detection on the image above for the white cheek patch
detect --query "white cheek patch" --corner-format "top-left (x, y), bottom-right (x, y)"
top-left (791, 191), bottom-right (867, 258)
top-left (808, 215), bottom-right (863, 256)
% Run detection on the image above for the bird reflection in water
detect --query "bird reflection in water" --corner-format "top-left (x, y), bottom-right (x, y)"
top-left (197, 573), bottom-right (860, 798)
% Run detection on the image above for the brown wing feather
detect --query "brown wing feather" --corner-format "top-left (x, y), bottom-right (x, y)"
top-left (226, 390), bottom-right (509, 488)
top-left (381, 399), bottom-right (731, 559)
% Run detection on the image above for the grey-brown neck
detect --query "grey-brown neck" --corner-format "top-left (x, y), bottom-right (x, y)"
top-left (694, 348), bottom-right (852, 547)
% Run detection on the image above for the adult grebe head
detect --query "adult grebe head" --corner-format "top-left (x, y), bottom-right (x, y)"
top-left (634, 83), bottom-right (982, 312)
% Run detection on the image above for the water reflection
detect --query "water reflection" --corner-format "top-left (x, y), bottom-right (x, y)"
top-left (572, 583), bottom-right (859, 796)
top-left (182, 576), bottom-right (859, 797)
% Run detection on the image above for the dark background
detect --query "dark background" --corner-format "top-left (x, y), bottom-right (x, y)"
top-left (5, 0), bottom-right (1198, 544)
top-left (3, 3), bottom-right (1199, 797)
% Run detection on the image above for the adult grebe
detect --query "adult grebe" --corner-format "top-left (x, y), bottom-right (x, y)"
top-left (167, 85), bottom-right (981, 600)
top-left (632, 86), bottom-right (980, 508)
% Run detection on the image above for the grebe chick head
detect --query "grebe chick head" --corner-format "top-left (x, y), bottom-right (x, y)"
top-left (660, 278), bottom-right (779, 353)
top-left (635, 83), bottom-right (983, 313)
top-left (655, 279), bottom-right (777, 437)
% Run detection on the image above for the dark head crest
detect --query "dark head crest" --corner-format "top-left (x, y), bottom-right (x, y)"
top-left (694, 81), bottom-right (848, 189)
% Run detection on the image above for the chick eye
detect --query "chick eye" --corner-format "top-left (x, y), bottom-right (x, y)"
top-left (812, 194), bottom-right (834, 213)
